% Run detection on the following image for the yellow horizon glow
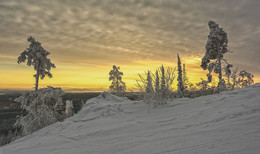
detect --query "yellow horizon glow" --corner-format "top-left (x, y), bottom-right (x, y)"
top-left (2, 55), bottom-right (258, 92)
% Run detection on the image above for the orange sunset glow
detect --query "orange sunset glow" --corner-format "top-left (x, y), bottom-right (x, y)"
top-left (0, 0), bottom-right (259, 92)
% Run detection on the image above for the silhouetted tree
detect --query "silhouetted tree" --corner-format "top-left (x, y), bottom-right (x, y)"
top-left (201, 21), bottom-right (229, 90)
top-left (109, 65), bottom-right (126, 93)
top-left (146, 71), bottom-right (154, 94)
top-left (17, 36), bottom-right (56, 91)
top-left (154, 70), bottom-right (160, 93)
top-left (177, 54), bottom-right (184, 93)
top-left (160, 65), bottom-right (167, 96)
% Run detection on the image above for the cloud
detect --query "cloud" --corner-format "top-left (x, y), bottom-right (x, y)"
top-left (0, 0), bottom-right (259, 89)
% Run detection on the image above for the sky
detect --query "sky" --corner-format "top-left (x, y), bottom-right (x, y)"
top-left (0, 0), bottom-right (259, 92)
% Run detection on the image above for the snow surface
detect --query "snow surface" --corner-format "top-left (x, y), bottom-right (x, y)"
top-left (1, 85), bottom-right (260, 154)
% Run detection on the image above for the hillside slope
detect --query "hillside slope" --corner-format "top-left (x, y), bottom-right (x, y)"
top-left (1, 85), bottom-right (260, 154)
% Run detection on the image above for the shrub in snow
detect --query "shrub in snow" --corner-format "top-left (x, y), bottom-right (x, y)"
top-left (109, 65), bottom-right (126, 93)
top-left (14, 87), bottom-right (64, 135)
top-left (17, 36), bottom-right (56, 91)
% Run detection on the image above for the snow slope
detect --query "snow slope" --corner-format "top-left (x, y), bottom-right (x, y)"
top-left (1, 85), bottom-right (260, 154)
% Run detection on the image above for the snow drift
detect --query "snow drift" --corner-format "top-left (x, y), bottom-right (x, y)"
top-left (1, 84), bottom-right (260, 154)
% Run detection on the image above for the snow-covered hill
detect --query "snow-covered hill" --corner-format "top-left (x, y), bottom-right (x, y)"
top-left (1, 84), bottom-right (260, 154)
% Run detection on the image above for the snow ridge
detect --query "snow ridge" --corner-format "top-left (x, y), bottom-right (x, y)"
top-left (1, 85), bottom-right (260, 154)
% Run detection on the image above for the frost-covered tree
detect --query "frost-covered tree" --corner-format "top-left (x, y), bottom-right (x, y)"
top-left (155, 70), bottom-right (160, 93)
top-left (160, 65), bottom-right (167, 96)
top-left (177, 54), bottom-right (185, 93)
top-left (109, 65), bottom-right (126, 93)
top-left (146, 71), bottom-right (154, 94)
top-left (135, 71), bottom-right (156, 111)
top-left (165, 67), bottom-right (176, 92)
top-left (135, 66), bottom-right (175, 109)
top-left (231, 67), bottom-right (238, 90)
top-left (196, 78), bottom-right (209, 91)
top-left (224, 62), bottom-right (233, 87)
top-left (65, 100), bottom-right (74, 117)
top-left (183, 64), bottom-right (189, 90)
top-left (14, 87), bottom-right (64, 135)
top-left (201, 21), bottom-right (229, 89)
top-left (18, 36), bottom-right (56, 91)
top-left (238, 70), bottom-right (254, 88)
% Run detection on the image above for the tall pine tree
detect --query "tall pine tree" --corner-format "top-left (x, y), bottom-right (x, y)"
top-left (160, 65), bottom-right (166, 96)
top-left (146, 71), bottom-right (154, 94)
top-left (177, 54), bottom-right (184, 93)
top-left (155, 70), bottom-right (160, 93)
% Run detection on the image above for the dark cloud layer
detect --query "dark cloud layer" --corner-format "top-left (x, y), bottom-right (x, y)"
top-left (0, 0), bottom-right (259, 76)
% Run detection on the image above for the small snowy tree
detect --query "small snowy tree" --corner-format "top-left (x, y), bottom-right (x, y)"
top-left (136, 71), bottom-right (155, 111)
top-left (196, 78), bottom-right (209, 91)
top-left (65, 100), bottom-right (74, 117)
top-left (182, 64), bottom-right (189, 90)
top-left (18, 36), bottom-right (56, 91)
top-left (136, 67), bottom-right (175, 110)
top-left (224, 62), bottom-right (233, 88)
top-left (160, 65), bottom-right (167, 96)
top-left (177, 54), bottom-right (185, 94)
top-left (14, 87), bottom-right (64, 135)
top-left (201, 21), bottom-right (229, 90)
top-left (231, 67), bottom-right (238, 90)
top-left (109, 65), bottom-right (126, 93)
top-left (154, 70), bottom-right (160, 93)
top-left (165, 67), bottom-right (176, 92)
top-left (146, 71), bottom-right (154, 94)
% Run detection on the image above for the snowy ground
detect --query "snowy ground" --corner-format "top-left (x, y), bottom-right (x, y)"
top-left (1, 84), bottom-right (260, 154)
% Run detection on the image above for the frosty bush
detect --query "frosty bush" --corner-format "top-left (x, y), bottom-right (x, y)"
top-left (14, 87), bottom-right (64, 135)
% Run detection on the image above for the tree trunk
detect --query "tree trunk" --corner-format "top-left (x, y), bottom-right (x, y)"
top-left (116, 77), bottom-right (119, 93)
top-left (217, 49), bottom-right (222, 86)
top-left (228, 76), bottom-right (230, 87)
top-left (35, 70), bottom-right (39, 91)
